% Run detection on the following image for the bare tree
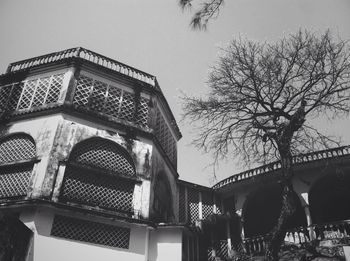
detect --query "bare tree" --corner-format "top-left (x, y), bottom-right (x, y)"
top-left (179, 0), bottom-right (224, 29)
top-left (182, 30), bottom-right (350, 260)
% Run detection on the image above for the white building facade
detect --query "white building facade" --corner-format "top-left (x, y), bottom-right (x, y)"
top-left (0, 48), bottom-right (349, 261)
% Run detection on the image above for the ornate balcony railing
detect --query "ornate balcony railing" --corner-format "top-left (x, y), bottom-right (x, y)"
top-left (243, 220), bottom-right (350, 256)
top-left (6, 47), bottom-right (156, 86)
top-left (213, 146), bottom-right (350, 189)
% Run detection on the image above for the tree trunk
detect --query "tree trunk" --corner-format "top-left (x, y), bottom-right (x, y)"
top-left (266, 155), bottom-right (297, 261)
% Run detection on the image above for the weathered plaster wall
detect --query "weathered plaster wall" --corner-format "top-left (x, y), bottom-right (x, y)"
top-left (49, 114), bottom-right (154, 218)
top-left (0, 114), bottom-right (62, 199)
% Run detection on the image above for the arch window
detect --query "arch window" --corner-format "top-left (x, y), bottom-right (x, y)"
top-left (60, 138), bottom-right (137, 213)
top-left (0, 134), bottom-right (36, 198)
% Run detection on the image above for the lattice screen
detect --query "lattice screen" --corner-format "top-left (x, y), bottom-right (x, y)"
top-left (155, 108), bottom-right (177, 166)
top-left (202, 191), bottom-right (214, 220)
top-left (0, 84), bottom-right (12, 113)
top-left (61, 166), bottom-right (135, 212)
top-left (187, 189), bottom-right (199, 224)
top-left (0, 165), bottom-right (33, 198)
top-left (51, 215), bottom-right (130, 249)
top-left (0, 134), bottom-right (36, 199)
top-left (216, 240), bottom-right (229, 259)
top-left (73, 75), bottom-right (149, 128)
top-left (16, 74), bottom-right (64, 110)
top-left (8, 83), bottom-right (25, 111)
top-left (69, 138), bottom-right (135, 177)
top-left (0, 134), bottom-right (36, 163)
top-left (135, 97), bottom-right (150, 128)
top-left (178, 185), bottom-right (186, 223)
top-left (61, 139), bottom-right (136, 212)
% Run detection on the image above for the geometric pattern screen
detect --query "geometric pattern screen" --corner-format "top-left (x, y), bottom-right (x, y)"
top-left (73, 75), bottom-right (149, 128)
top-left (61, 165), bottom-right (135, 212)
top-left (69, 138), bottom-right (136, 178)
top-left (202, 191), bottom-right (214, 220)
top-left (0, 134), bottom-right (36, 163)
top-left (0, 134), bottom-right (36, 199)
top-left (155, 107), bottom-right (177, 167)
top-left (0, 74), bottom-right (64, 113)
top-left (60, 139), bottom-right (136, 213)
top-left (178, 184), bottom-right (219, 224)
top-left (51, 215), bottom-right (130, 249)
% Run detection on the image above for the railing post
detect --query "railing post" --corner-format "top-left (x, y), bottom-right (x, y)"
top-left (63, 64), bottom-right (81, 105)
top-left (198, 191), bottom-right (203, 220)
top-left (301, 192), bottom-right (315, 240)
top-left (226, 219), bottom-right (232, 258)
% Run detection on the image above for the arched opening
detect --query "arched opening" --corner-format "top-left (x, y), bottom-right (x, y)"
top-left (60, 137), bottom-right (137, 214)
top-left (243, 184), bottom-right (306, 237)
top-left (0, 133), bottom-right (36, 199)
top-left (309, 170), bottom-right (350, 224)
top-left (153, 172), bottom-right (173, 222)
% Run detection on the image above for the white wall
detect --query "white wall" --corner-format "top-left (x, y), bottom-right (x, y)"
top-left (149, 227), bottom-right (183, 261)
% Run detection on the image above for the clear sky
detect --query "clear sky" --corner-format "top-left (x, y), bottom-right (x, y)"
top-left (0, 0), bottom-right (349, 186)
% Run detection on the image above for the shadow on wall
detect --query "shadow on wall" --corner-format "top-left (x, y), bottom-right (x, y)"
top-left (0, 215), bottom-right (33, 261)
top-left (309, 171), bottom-right (350, 224)
top-left (242, 184), bottom-right (307, 237)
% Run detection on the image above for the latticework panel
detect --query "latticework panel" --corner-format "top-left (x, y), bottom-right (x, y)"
top-left (73, 75), bottom-right (149, 128)
top-left (215, 240), bottom-right (229, 259)
top-left (119, 91), bottom-right (135, 122)
top-left (89, 80), bottom-right (107, 112)
top-left (31, 77), bottom-right (50, 107)
top-left (105, 86), bottom-right (122, 117)
top-left (18, 79), bottom-right (36, 110)
top-left (0, 134), bottom-right (36, 163)
top-left (8, 83), bottom-right (24, 111)
top-left (155, 108), bottom-right (177, 167)
top-left (47, 74), bottom-right (64, 103)
top-left (135, 97), bottom-right (149, 128)
top-left (61, 166), bottom-right (134, 212)
top-left (178, 185), bottom-right (187, 223)
top-left (73, 75), bottom-right (93, 106)
top-left (0, 165), bottom-right (32, 198)
top-left (187, 189), bottom-right (199, 224)
top-left (0, 85), bottom-right (12, 112)
top-left (69, 139), bottom-right (135, 177)
top-left (51, 215), bottom-right (130, 249)
top-left (202, 191), bottom-right (214, 220)
top-left (16, 74), bottom-right (64, 110)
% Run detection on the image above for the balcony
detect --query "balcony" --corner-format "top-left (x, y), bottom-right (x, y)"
top-left (243, 220), bottom-right (350, 257)
top-left (6, 47), bottom-right (156, 86)
top-left (214, 145), bottom-right (350, 189)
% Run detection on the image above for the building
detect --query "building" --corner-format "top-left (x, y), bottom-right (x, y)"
top-left (0, 48), bottom-right (349, 261)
